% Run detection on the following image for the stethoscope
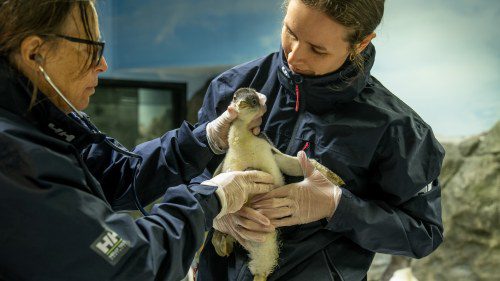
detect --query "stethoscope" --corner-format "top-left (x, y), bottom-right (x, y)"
top-left (35, 57), bottom-right (150, 216)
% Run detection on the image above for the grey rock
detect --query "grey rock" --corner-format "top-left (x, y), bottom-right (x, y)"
top-left (458, 135), bottom-right (481, 157)
top-left (476, 121), bottom-right (500, 155)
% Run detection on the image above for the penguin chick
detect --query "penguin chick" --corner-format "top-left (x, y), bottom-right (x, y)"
top-left (212, 88), bottom-right (344, 281)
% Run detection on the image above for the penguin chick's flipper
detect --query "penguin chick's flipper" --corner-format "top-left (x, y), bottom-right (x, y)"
top-left (308, 158), bottom-right (345, 186)
top-left (213, 158), bottom-right (224, 176)
top-left (255, 133), bottom-right (302, 177)
top-left (212, 230), bottom-right (236, 257)
top-left (259, 133), bottom-right (345, 186)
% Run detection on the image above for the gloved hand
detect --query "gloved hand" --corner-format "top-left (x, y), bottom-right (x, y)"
top-left (206, 93), bottom-right (267, 154)
top-left (250, 151), bottom-right (342, 227)
top-left (202, 170), bottom-right (274, 218)
top-left (213, 206), bottom-right (275, 248)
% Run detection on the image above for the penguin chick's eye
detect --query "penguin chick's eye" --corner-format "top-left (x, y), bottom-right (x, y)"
top-left (251, 98), bottom-right (258, 106)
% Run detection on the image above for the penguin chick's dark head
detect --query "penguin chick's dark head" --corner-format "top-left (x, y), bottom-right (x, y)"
top-left (232, 88), bottom-right (263, 122)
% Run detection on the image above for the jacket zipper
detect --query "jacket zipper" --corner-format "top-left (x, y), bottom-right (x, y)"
top-left (285, 76), bottom-right (304, 155)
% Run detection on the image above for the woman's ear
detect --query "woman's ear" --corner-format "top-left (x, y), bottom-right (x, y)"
top-left (356, 32), bottom-right (377, 54)
top-left (18, 35), bottom-right (45, 70)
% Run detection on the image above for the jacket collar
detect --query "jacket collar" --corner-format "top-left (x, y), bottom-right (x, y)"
top-left (0, 56), bottom-right (105, 150)
top-left (277, 43), bottom-right (375, 114)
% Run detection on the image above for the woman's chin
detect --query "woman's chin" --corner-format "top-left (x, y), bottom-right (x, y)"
top-left (70, 98), bottom-right (90, 113)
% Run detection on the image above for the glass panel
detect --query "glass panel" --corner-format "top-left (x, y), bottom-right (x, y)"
top-left (137, 88), bottom-right (174, 144)
top-left (86, 87), bottom-right (174, 148)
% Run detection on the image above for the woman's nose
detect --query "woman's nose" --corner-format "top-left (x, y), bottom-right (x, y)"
top-left (287, 42), bottom-right (304, 65)
top-left (96, 56), bottom-right (108, 73)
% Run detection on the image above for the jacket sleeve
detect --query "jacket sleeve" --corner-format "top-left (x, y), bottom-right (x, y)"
top-left (326, 120), bottom-right (445, 258)
top-left (197, 73), bottom-right (237, 124)
top-left (81, 121), bottom-right (215, 210)
top-left (0, 146), bottom-right (220, 281)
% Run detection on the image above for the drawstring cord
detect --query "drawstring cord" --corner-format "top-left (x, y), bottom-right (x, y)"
top-left (295, 84), bottom-right (300, 112)
top-left (301, 141), bottom-right (310, 151)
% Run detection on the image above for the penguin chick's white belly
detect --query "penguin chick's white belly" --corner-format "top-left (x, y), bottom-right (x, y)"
top-left (222, 134), bottom-right (284, 187)
top-left (220, 128), bottom-right (283, 280)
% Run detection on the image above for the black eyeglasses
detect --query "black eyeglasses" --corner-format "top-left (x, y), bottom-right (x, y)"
top-left (41, 34), bottom-right (105, 67)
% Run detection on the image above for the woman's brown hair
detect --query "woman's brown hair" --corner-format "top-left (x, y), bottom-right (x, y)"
top-left (283, 0), bottom-right (385, 70)
top-left (0, 0), bottom-right (98, 71)
top-left (0, 0), bottom-right (98, 108)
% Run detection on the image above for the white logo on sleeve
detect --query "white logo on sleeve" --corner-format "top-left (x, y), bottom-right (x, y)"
top-left (418, 180), bottom-right (437, 195)
top-left (91, 230), bottom-right (130, 265)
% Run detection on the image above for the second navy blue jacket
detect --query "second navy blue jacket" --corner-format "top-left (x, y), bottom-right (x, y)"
top-left (195, 44), bottom-right (445, 281)
top-left (0, 57), bottom-right (220, 281)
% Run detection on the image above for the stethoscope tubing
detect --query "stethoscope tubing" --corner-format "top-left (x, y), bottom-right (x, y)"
top-left (38, 64), bottom-right (150, 216)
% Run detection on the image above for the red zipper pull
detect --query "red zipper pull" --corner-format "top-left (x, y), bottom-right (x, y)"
top-left (301, 141), bottom-right (310, 151)
top-left (295, 84), bottom-right (300, 112)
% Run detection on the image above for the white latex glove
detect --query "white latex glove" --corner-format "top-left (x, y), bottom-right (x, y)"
top-left (202, 170), bottom-right (274, 218)
top-left (213, 207), bottom-right (275, 248)
top-left (206, 93), bottom-right (267, 154)
top-left (250, 151), bottom-right (342, 227)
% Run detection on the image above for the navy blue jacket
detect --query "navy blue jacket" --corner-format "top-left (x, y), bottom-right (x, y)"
top-left (195, 44), bottom-right (445, 281)
top-left (0, 57), bottom-right (220, 281)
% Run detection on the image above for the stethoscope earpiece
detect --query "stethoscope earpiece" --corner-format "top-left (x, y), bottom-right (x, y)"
top-left (30, 53), bottom-right (44, 64)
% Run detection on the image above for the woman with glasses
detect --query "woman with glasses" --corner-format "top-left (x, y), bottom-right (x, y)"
top-left (195, 0), bottom-right (445, 280)
top-left (0, 1), bottom-right (275, 280)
